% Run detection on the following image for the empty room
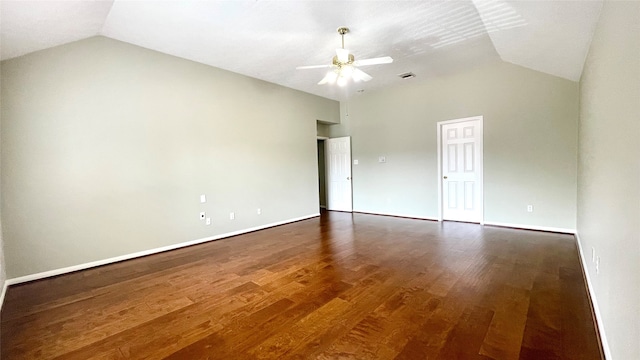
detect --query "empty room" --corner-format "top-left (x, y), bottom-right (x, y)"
top-left (0, 0), bottom-right (638, 359)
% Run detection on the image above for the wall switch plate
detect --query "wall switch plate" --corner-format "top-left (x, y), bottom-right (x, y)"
top-left (354, 159), bottom-right (359, 165)
top-left (200, 194), bottom-right (206, 203)
top-left (378, 156), bottom-right (386, 163)
top-left (199, 212), bottom-right (206, 220)
top-left (206, 217), bottom-right (211, 225)
top-left (527, 205), bottom-right (533, 212)
top-left (230, 212), bottom-right (235, 220)
top-left (257, 208), bottom-right (261, 215)
top-left (591, 247), bottom-right (596, 262)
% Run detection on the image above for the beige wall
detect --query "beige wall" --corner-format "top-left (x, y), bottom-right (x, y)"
top-left (1, 36), bottom-right (339, 278)
top-left (330, 61), bottom-right (579, 229)
top-left (578, 1), bottom-right (640, 359)
top-left (316, 123), bottom-right (331, 138)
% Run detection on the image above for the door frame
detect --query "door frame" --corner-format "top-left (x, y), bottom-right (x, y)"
top-left (316, 137), bottom-right (328, 209)
top-left (436, 115), bottom-right (484, 224)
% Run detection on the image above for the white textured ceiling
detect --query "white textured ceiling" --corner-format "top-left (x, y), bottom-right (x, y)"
top-left (475, 0), bottom-right (603, 81)
top-left (0, 0), bottom-right (114, 60)
top-left (0, 0), bottom-right (602, 101)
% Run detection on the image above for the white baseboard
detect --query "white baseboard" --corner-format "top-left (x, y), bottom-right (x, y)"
top-left (575, 233), bottom-right (611, 359)
top-left (483, 221), bottom-right (576, 234)
top-left (353, 210), bottom-right (439, 221)
top-left (353, 215), bottom-right (575, 234)
top-left (4, 213), bottom-right (320, 287)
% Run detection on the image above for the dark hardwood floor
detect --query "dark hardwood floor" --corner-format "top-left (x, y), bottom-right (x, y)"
top-left (1, 211), bottom-right (601, 359)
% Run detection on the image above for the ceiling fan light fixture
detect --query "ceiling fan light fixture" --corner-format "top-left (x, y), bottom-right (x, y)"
top-left (298, 26), bottom-right (393, 86)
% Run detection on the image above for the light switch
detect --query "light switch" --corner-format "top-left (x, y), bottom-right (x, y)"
top-left (200, 194), bottom-right (206, 203)
top-left (354, 159), bottom-right (359, 165)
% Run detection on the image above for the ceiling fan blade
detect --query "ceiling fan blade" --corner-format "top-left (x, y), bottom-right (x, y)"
top-left (336, 48), bottom-right (351, 63)
top-left (296, 64), bottom-right (330, 70)
top-left (352, 68), bottom-right (373, 82)
top-left (318, 71), bottom-right (338, 85)
top-left (353, 56), bottom-right (393, 66)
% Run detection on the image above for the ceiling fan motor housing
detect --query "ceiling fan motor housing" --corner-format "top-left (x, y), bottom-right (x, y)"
top-left (333, 54), bottom-right (355, 67)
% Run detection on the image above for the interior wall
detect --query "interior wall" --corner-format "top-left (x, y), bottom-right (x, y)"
top-left (0, 36), bottom-right (339, 279)
top-left (330, 61), bottom-right (579, 229)
top-left (577, 1), bottom-right (640, 359)
top-left (316, 123), bottom-right (330, 138)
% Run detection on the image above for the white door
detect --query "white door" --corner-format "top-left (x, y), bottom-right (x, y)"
top-left (441, 118), bottom-right (483, 223)
top-left (325, 137), bottom-right (353, 212)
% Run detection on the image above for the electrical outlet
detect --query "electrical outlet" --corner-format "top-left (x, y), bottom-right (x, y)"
top-left (257, 208), bottom-right (261, 215)
top-left (378, 156), bottom-right (386, 163)
top-left (200, 194), bottom-right (206, 203)
top-left (596, 256), bottom-right (600, 274)
top-left (230, 212), bottom-right (235, 220)
top-left (527, 205), bottom-right (533, 212)
top-left (199, 212), bottom-right (206, 220)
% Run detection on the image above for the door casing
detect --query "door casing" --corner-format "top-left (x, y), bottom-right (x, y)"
top-left (437, 116), bottom-right (484, 224)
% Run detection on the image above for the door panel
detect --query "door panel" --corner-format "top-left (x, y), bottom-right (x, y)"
top-left (325, 137), bottom-right (352, 212)
top-left (464, 143), bottom-right (474, 172)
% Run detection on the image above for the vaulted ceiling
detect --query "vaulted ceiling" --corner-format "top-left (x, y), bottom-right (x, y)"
top-left (0, 0), bottom-right (603, 101)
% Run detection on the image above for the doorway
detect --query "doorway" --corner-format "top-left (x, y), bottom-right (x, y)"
top-left (317, 138), bottom-right (327, 209)
top-left (437, 116), bottom-right (484, 223)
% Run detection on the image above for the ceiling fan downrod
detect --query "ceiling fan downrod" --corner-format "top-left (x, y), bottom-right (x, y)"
top-left (337, 27), bottom-right (349, 49)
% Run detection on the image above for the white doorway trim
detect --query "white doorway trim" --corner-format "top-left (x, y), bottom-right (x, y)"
top-left (437, 116), bottom-right (484, 224)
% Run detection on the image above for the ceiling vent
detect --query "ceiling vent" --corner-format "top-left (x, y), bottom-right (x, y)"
top-left (398, 72), bottom-right (416, 79)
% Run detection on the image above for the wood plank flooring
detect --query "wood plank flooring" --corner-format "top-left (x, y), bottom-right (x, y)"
top-left (1, 211), bottom-right (602, 359)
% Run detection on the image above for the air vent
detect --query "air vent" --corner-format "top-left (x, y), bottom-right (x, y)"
top-left (398, 72), bottom-right (416, 79)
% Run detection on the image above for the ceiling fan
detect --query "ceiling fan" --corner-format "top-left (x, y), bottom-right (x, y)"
top-left (296, 27), bottom-right (393, 86)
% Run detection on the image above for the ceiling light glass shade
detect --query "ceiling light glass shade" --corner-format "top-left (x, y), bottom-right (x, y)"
top-left (316, 64), bottom-right (373, 86)
top-left (337, 75), bottom-right (348, 87)
top-left (340, 65), bottom-right (354, 78)
top-left (318, 70), bottom-right (339, 85)
top-left (336, 48), bottom-right (351, 63)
